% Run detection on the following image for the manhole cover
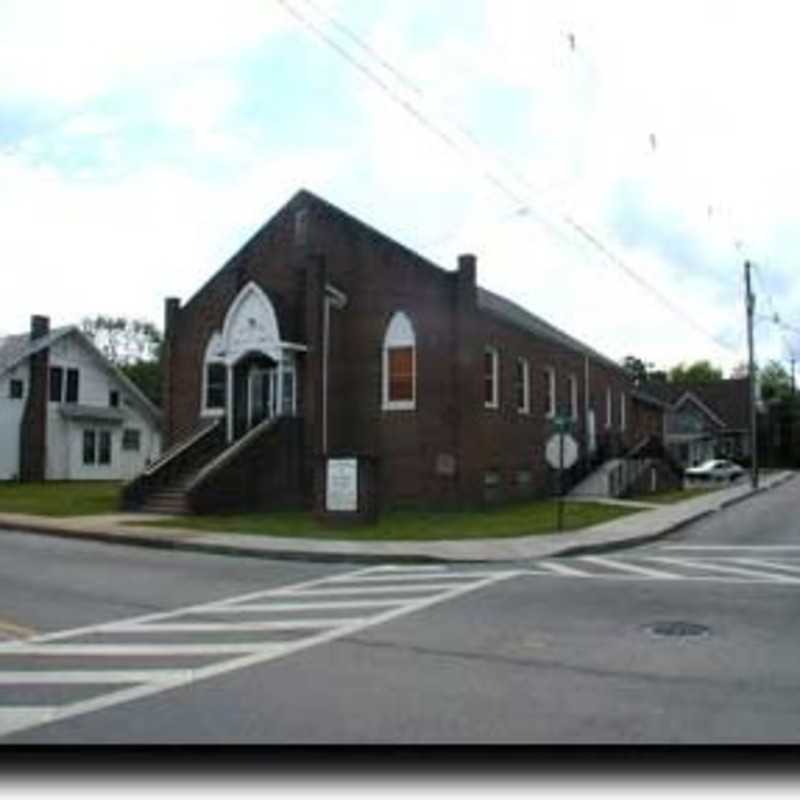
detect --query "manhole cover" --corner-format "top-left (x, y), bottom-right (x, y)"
top-left (645, 621), bottom-right (710, 639)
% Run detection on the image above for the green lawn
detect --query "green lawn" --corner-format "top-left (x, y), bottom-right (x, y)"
top-left (634, 487), bottom-right (718, 505)
top-left (0, 481), bottom-right (121, 517)
top-left (138, 499), bottom-right (642, 541)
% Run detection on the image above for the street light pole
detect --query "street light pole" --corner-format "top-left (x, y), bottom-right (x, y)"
top-left (745, 261), bottom-right (759, 489)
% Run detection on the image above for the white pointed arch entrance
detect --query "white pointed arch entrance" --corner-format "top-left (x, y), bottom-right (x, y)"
top-left (202, 282), bottom-right (307, 442)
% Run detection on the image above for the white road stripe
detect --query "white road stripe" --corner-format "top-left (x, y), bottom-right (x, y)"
top-left (660, 545), bottom-right (800, 551)
top-left (579, 556), bottom-right (682, 580)
top-left (114, 619), bottom-right (367, 633)
top-left (0, 565), bottom-right (385, 651)
top-left (0, 670), bottom-right (194, 685)
top-left (727, 558), bottom-right (800, 576)
top-left (0, 707), bottom-right (58, 732)
top-left (648, 556), bottom-right (800, 583)
top-left (205, 600), bottom-right (404, 613)
top-left (276, 583), bottom-right (469, 596)
top-left (534, 560), bottom-right (593, 577)
top-left (324, 572), bottom-right (494, 583)
top-left (0, 566), bottom-right (520, 738)
top-left (4, 643), bottom-right (267, 657)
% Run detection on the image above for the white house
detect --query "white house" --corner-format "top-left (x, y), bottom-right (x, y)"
top-left (0, 316), bottom-right (161, 482)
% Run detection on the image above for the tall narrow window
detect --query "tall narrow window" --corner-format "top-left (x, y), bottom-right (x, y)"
top-left (98, 431), bottom-right (112, 465)
top-left (9, 379), bottom-right (23, 399)
top-left (620, 392), bottom-right (627, 431)
top-left (544, 367), bottom-right (556, 418)
top-left (484, 347), bottom-right (499, 409)
top-left (49, 366), bottom-right (63, 402)
top-left (606, 387), bottom-right (613, 429)
top-left (109, 390), bottom-right (119, 408)
top-left (515, 358), bottom-right (530, 414)
top-left (568, 374), bottom-right (578, 420)
top-left (205, 363), bottom-right (227, 410)
top-left (383, 312), bottom-right (416, 410)
top-left (83, 430), bottom-right (96, 465)
top-left (65, 368), bottom-right (79, 404)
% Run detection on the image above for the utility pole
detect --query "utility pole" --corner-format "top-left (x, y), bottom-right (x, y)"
top-left (745, 260), bottom-right (759, 489)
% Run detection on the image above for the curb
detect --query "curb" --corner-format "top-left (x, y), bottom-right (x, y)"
top-left (1, 472), bottom-right (795, 565)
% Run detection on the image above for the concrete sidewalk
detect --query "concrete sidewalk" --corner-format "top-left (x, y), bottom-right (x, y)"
top-left (0, 471), bottom-right (795, 564)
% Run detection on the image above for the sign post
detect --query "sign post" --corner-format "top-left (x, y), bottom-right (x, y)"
top-left (545, 416), bottom-right (579, 531)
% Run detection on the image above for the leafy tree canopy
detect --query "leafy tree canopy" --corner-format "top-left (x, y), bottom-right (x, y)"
top-left (621, 355), bottom-right (654, 385)
top-left (81, 315), bottom-right (162, 406)
top-left (668, 360), bottom-right (724, 384)
top-left (759, 360), bottom-right (793, 403)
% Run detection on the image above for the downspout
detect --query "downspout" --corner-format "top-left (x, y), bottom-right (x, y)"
top-left (322, 295), bottom-right (330, 456)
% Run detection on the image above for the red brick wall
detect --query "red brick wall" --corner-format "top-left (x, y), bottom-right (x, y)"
top-left (163, 192), bottom-right (653, 509)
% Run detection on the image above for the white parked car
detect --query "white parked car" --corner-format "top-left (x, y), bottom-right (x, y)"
top-left (685, 459), bottom-right (745, 482)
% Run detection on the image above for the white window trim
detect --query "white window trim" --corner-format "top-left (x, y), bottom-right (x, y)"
top-left (620, 391), bottom-right (627, 431)
top-left (569, 374), bottom-right (578, 420)
top-left (545, 367), bottom-right (556, 418)
top-left (516, 357), bottom-right (530, 414)
top-left (484, 346), bottom-right (499, 409)
top-left (606, 387), bottom-right (613, 429)
top-left (382, 312), bottom-right (416, 412)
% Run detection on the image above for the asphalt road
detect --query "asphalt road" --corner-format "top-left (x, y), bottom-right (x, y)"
top-left (1, 477), bottom-right (799, 744)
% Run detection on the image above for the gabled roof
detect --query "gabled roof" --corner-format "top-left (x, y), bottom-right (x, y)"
top-left (0, 325), bottom-right (162, 427)
top-left (0, 326), bottom-right (73, 375)
top-left (202, 189), bottom-right (628, 376)
top-left (640, 379), bottom-right (750, 430)
top-left (477, 289), bottom-right (628, 375)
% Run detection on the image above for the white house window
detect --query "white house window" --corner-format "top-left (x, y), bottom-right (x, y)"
top-left (49, 367), bottom-right (63, 402)
top-left (122, 428), bottom-right (141, 452)
top-left (383, 312), bottom-right (416, 410)
top-left (515, 358), bottom-right (530, 414)
top-left (606, 387), bottom-right (613, 429)
top-left (82, 430), bottom-right (95, 465)
top-left (620, 392), bottom-right (627, 431)
top-left (98, 431), bottom-right (112, 465)
top-left (65, 368), bottom-right (79, 404)
top-left (109, 390), bottom-right (120, 408)
top-left (9, 379), bottom-right (23, 399)
top-left (484, 347), bottom-right (499, 409)
top-left (568, 374), bottom-right (578, 420)
top-left (83, 429), bottom-right (112, 465)
top-left (544, 367), bottom-right (556, 418)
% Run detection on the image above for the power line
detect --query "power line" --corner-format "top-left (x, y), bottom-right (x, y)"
top-left (276, 0), bottom-right (739, 355)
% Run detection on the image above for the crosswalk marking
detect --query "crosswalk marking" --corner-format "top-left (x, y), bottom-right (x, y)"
top-left (521, 555), bottom-right (800, 586)
top-left (579, 556), bottom-right (682, 580)
top-left (205, 600), bottom-right (403, 612)
top-left (0, 564), bottom-right (518, 739)
top-left (727, 558), bottom-right (800, 576)
top-left (272, 582), bottom-right (472, 596)
top-left (0, 671), bottom-right (195, 685)
top-left (535, 560), bottom-right (593, 577)
top-left (112, 619), bottom-right (369, 633)
top-left (648, 556), bottom-right (800, 584)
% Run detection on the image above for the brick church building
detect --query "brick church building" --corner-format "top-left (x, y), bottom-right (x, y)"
top-left (125, 190), bottom-right (667, 515)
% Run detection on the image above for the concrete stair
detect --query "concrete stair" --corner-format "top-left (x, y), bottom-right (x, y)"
top-left (138, 474), bottom-right (198, 514)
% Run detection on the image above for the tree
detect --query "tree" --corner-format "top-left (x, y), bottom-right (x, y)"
top-left (81, 315), bottom-right (161, 365)
top-left (621, 355), bottom-right (654, 385)
top-left (81, 316), bottom-right (162, 406)
top-left (668, 360), bottom-right (724, 384)
top-left (759, 360), bottom-right (793, 403)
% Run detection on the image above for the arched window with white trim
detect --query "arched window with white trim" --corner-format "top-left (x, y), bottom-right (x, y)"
top-left (382, 312), bottom-right (416, 411)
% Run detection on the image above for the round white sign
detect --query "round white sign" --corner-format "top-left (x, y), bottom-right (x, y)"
top-left (545, 433), bottom-right (579, 470)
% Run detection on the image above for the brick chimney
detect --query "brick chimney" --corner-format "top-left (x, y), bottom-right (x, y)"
top-left (19, 314), bottom-right (50, 481)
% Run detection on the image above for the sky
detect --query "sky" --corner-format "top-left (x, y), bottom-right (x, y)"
top-left (2, 0), bottom-right (799, 376)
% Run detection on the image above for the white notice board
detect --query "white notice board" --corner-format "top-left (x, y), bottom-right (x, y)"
top-left (326, 458), bottom-right (358, 512)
